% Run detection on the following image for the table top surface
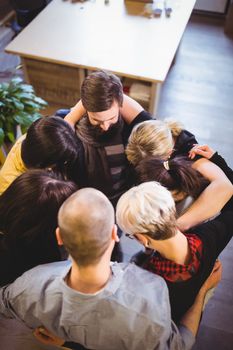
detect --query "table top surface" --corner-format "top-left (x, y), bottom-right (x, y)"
top-left (6, 0), bottom-right (195, 83)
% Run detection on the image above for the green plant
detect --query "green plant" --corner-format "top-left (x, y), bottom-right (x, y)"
top-left (0, 77), bottom-right (47, 146)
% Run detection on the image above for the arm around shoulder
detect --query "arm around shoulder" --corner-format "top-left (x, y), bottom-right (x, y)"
top-left (177, 157), bottom-right (233, 231)
top-left (120, 94), bottom-right (144, 124)
top-left (64, 100), bottom-right (86, 126)
top-left (180, 260), bottom-right (222, 337)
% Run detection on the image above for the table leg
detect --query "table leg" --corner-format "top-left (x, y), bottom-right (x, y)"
top-left (149, 82), bottom-right (161, 116)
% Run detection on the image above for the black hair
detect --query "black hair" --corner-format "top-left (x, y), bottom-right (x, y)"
top-left (0, 169), bottom-right (77, 285)
top-left (21, 116), bottom-right (80, 182)
top-left (135, 155), bottom-right (209, 199)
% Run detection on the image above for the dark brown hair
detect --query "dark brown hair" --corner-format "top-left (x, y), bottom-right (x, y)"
top-left (0, 170), bottom-right (77, 285)
top-left (135, 156), bottom-right (209, 199)
top-left (81, 70), bottom-right (123, 112)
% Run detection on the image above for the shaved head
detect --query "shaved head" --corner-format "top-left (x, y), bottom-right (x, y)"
top-left (58, 188), bottom-right (115, 266)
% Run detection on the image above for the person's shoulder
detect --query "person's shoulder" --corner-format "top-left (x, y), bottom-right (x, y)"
top-left (124, 110), bottom-right (153, 140)
top-left (116, 262), bottom-right (168, 296)
top-left (26, 260), bottom-right (71, 281)
top-left (4, 260), bottom-right (71, 299)
top-left (131, 110), bottom-right (152, 125)
top-left (3, 134), bottom-right (26, 159)
top-left (10, 134), bottom-right (27, 153)
top-left (111, 263), bottom-right (170, 322)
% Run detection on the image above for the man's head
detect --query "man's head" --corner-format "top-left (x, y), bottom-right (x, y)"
top-left (81, 70), bottom-right (123, 132)
top-left (116, 182), bottom-right (177, 243)
top-left (57, 188), bottom-right (117, 267)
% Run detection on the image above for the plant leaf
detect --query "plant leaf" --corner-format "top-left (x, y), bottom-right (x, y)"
top-left (20, 84), bottom-right (34, 93)
top-left (6, 131), bottom-right (15, 143)
top-left (30, 113), bottom-right (42, 122)
top-left (14, 112), bottom-right (32, 127)
top-left (10, 77), bottom-right (23, 85)
top-left (0, 128), bottom-right (4, 146)
top-left (33, 96), bottom-right (48, 106)
top-left (24, 101), bottom-right (41, 110)
top-left (11, 98), bottom-right (25, 110)
top-left (15, 92), bottom-right (33, 100)
top-left (0, 82), bottom-right (9, 91)
top-left (0, 78), bottom-right (46, 142)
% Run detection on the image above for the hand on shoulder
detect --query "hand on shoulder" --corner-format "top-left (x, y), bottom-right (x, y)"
top-left (189, 144), bottom-right (215, 160)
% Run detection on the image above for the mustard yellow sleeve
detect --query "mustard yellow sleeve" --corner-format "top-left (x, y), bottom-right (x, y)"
top-left (0, 134), bottom-right (27, 195)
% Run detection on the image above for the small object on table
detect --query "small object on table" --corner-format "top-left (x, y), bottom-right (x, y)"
top-left (153, 0), bottom-right (164, 16)
top-left (164, 0), bottom-right (173, 17)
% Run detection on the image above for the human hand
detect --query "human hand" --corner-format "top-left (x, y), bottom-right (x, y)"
top-left (33, 327), bottom-right (65, 347)
top-left (200, 260), bottom-right (222, 295)
top-left (189, 144), bottom-right (215, 160)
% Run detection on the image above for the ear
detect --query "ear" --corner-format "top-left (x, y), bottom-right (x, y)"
top-left (135, 233), bottom-right (149, 247)
top-left (55, 227), bottom-right (63, 246)
top-left (112, 224), bottom-right (120, 243)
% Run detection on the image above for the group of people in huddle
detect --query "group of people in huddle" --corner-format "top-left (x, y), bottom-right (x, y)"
top-left (0, 70), bottom-right (232, 350)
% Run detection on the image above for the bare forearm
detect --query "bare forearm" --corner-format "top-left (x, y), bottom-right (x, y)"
top-left (120, 94), bottom-right (144, 123)
top-left (179, 290), bottom-right (205, 337)
top-left (178, 180), bottom-right (233, 231)
top-left (180, 260), bottom-right (222, 336)
top-left (64, 100), bottom-right (86, 126)
top-left (178, 157), bottom-right (233, 231)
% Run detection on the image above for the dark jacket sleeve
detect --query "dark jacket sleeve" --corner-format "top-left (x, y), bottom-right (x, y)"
top-left (172, 130), bottom-right (198, 157)
top-left (210, 152), bottom-right (233, 184)
top-left (123, 110), bottom-right (152, 142)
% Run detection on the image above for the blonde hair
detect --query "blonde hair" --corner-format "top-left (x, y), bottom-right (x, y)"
top-left (126, 119), bottom-right (183, 166)
top-left (116, 181), bottom-right (177, 241)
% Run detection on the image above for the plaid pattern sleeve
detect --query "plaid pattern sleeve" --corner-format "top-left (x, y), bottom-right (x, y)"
top-left (143, 234), bottom-right (203, 282)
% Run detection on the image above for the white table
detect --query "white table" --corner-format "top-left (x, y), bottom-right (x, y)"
top-left (6, 0), bottom-right (195, 113)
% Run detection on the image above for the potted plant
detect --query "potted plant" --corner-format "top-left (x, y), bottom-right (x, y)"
top-left (0, 77), bottom-right (47, 149)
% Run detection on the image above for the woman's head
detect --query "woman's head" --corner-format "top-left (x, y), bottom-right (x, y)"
top-left (135, 156), bottom-right (209, 201)
top-left (0, 169), bottom-right (77, 246)
top-left (116, 181), bottom-right (177, 241)
top-left (126, 119), bottom-right (183, 166)
top-left (21, 116), bottom-right (80, 181)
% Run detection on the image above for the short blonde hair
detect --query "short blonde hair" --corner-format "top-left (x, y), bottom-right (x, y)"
top-left (116, 181), bottom-right (177, 241)
top-left (126, 119), bottom-right (183, 166)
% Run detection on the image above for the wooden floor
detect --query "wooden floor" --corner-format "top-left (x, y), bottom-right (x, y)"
top-left (159, 17), bottom-right (233, 347)
top-left (123, 14), bottom-right (233, 350)
top-left (1, 13), bottom-right (233, 350)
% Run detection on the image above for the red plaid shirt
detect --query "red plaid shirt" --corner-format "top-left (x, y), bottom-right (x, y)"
top-left (143, 234), bottom-right (203, 282)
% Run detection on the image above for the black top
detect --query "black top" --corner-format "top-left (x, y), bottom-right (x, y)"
top-left (0, 232), bottom-right (63, 287)
top-left (168, 152), bottom-right (233, 322)
top-left (172, 129), bottom-right (198, 158)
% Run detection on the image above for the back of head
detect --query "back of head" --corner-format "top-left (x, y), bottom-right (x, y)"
top-left (81, 70), bottom-right (123, 112)
top-left (116, 181), bottom-right (177, 240)
top-left (21, 116), bottom-right (80, 181)
top-left (135, 156), bottom-right (209, 199)
top-left (0, 169), bottom-right (77, 246)
top-left (126, 120), bottom-right (175, 166)
top-left (58, 188), bottom-right (115, 266)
